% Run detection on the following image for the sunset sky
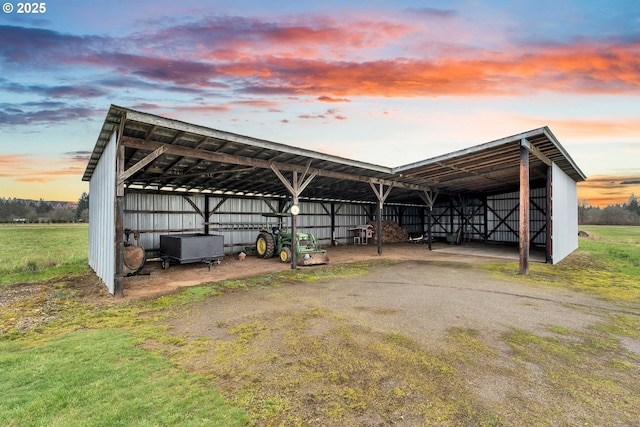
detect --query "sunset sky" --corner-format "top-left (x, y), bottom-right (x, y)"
top-left (1, 0), bottom-right (639, 207)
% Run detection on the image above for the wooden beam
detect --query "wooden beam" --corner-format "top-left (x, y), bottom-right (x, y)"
top-left (434, 160), bottom-right (507, 186)
top-left (181, 195), bottom-right (204, 218)
top-left (519, 145), bottom-right (530, 275)
top-left (521, 138), bottom-right (552, 167)
top-left (420, 189), bottom-right (438, 250)
top-left (204, 195), bottom-right (210, 235)
top-left (121, 136), bottom-right (429, 193)
top-left (118, 145), bottom-right (166, 185)
top-left (368, 182), bottom-right (392, 255)
top-left (485, 204), bottom-right (519, 239)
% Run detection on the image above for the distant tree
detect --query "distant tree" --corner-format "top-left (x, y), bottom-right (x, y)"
top-left (0, 199), bottom-right (31, 222)
top-left (79, 207), bottom-right (89, 222)
top-left (25, 206), bottom-right (38, 223)
top-left (627, 193), bottom-right (639, 216)
top-left (578, 199), bottom-right (589, 224)
top-left (36, 198), bottom-right (53, 214)
top-left (599, 204), bottom-right (636, 225)
top-left (76, 192), bottom-right (89, 220)
top-left (50, 207), bottom-right (76, 223)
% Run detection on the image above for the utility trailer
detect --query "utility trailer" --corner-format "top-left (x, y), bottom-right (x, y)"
top-left (160, 233), bottom-right (224, 270)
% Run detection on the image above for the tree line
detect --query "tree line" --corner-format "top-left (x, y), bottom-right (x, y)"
top-left (0, 193), bottom-right (89, 223)
top-left (579, 193), bottom-right (640, 225)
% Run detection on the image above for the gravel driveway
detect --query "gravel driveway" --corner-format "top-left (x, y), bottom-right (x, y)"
top-left (162, 257), bottom-right (640, 425)
top-left (171, 259), bottom-right (620, 348)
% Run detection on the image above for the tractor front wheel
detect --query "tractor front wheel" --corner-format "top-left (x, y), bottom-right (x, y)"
top-left (279, 246), bottom-right (292, 263)
top-left (256, 232), bottom-right (276, 258)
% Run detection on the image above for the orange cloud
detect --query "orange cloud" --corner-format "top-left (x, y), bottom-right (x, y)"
top-left (210, 40), bottom-right (640, 98)
top-left (0, 154), bottom-right (30, 165)
top-left (578, 175), bottom-right (640, 207)
top-left (0, 154), bottom-right (85, 183)
top-left (503, 114), bottom-right (640, 140)
top-left (540, 118), bottom-right (640, 138)
top-left (190, 17), bottom-right (414, 63)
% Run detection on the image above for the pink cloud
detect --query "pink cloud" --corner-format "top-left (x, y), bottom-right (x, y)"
top-left (3, 14), bottom-right (640, 106)
top-left (318, 96), bottom-right (351, 103)
top-left (0, 154), bottom-right (85, 182)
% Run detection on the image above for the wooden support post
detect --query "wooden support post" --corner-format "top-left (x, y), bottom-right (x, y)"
top-left (270, 162), bottom-right (318, 270)
top-left (519, 143), bottom-right (530, 275)
top-left (420, 189), bottom-right (438, 251)
top-left (291, 172), bottom-right (298, 270)
top-left (369, 181), bottom-right (392, 255)
top-left (330, 202), bottom-right (336, 246)
top-left (377, 197), bottom-right (383, 255)
top-left (114, 135), bottom-right (125, 297)
top-left (483, 195), bottom-right (488, 243)
top-left (427, 207), bottom-right (432, 250)
top-left (204, 195), bottom-right (210, 235)
top-left (546, 165), bottom-right (553, 263)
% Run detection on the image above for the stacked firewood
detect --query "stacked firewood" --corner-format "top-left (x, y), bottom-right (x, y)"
top-left (367, 220), bottom-right (409, 243)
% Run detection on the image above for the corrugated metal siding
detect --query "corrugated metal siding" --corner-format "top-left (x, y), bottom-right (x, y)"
top-left (334, 203), bottom-right (373, 245)
top-left (123, 194), bottom-right (379, 252)
top-left (487, 188), bottom-right (546, 244)
top-left (124, 193), bottom-right (202, 253)
top-left (551, 163), bottom-right (578, 263)
top-left (117, 185), bottom-right (556, 262)
top-left (426, 198), bottom-right (486, 241)
top-left (88, 132), bottom-right (116, 294)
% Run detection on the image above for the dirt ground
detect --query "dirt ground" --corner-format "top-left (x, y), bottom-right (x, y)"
top-left (154, 243), bottom-right (639, 425)
top-left (164, 252), bottom-right (624, 351)
top-left (123, 242), bottom-right (527, 299)
top-left (124, 242), bottom-right (623, 346)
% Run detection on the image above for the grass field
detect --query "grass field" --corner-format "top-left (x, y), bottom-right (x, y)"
top-left (0, 224), bottom-right (89, 285)
top-left (579, 225), bottom-right (640, 276)
top-left (482, 225), bottom-right (640, 303)
top-left (1, 224), bottom-right (639, 425)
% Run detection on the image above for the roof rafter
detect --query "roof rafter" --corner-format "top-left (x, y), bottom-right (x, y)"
top-left (121, 136), bottom-right (430, 194)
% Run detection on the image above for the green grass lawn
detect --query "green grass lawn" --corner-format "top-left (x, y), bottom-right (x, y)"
top-left (0, 224), bottom-right (89, 285)
top-left (579, 224), bottom-right (640, 245)
top-left (0, 329), bottom-right (249, 426)
top-left (483, 225), bottom-right (640, 302)
top-left (579, 225), bottom-right (640, 276)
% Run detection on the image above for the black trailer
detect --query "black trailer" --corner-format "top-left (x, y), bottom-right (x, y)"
top-left (160, 234), bottom-right (224, 270)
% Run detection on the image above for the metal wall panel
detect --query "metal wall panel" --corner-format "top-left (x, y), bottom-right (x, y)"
top-left (88, 132), bottom-right (116, 294)
top-left (124, 192), bottom-right (207, 256)
top-left (551, 163), bottom-right (578, 263)
top-left (487, 188), bottom-right (546, 245)
top-left (118, 184), bottom-right (556, 261)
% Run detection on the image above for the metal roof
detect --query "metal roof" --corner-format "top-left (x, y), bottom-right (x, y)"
top-left (83, 105), bottom-right (586, 205)
top-left (394, 127), bottom-right (587, 195)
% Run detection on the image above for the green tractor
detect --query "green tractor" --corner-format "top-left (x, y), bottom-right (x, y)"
top-left (255, 212), bottom-right (329, 266)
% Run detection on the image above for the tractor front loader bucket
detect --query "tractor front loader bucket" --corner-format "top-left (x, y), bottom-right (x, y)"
top-left (298, 250), bottom-right (329, 266)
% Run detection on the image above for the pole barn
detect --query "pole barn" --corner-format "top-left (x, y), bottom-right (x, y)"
top-left (83, 105), bottom-right (586, 296)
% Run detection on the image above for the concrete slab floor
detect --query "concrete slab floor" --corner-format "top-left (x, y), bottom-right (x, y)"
top-left (433, 242), bottom-right (547, 262)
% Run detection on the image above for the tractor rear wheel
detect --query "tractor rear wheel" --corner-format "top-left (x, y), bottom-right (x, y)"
top-left (256, 232), bottom-right (275, 258)
top-left (279, 246), bottom-right (292, 263)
